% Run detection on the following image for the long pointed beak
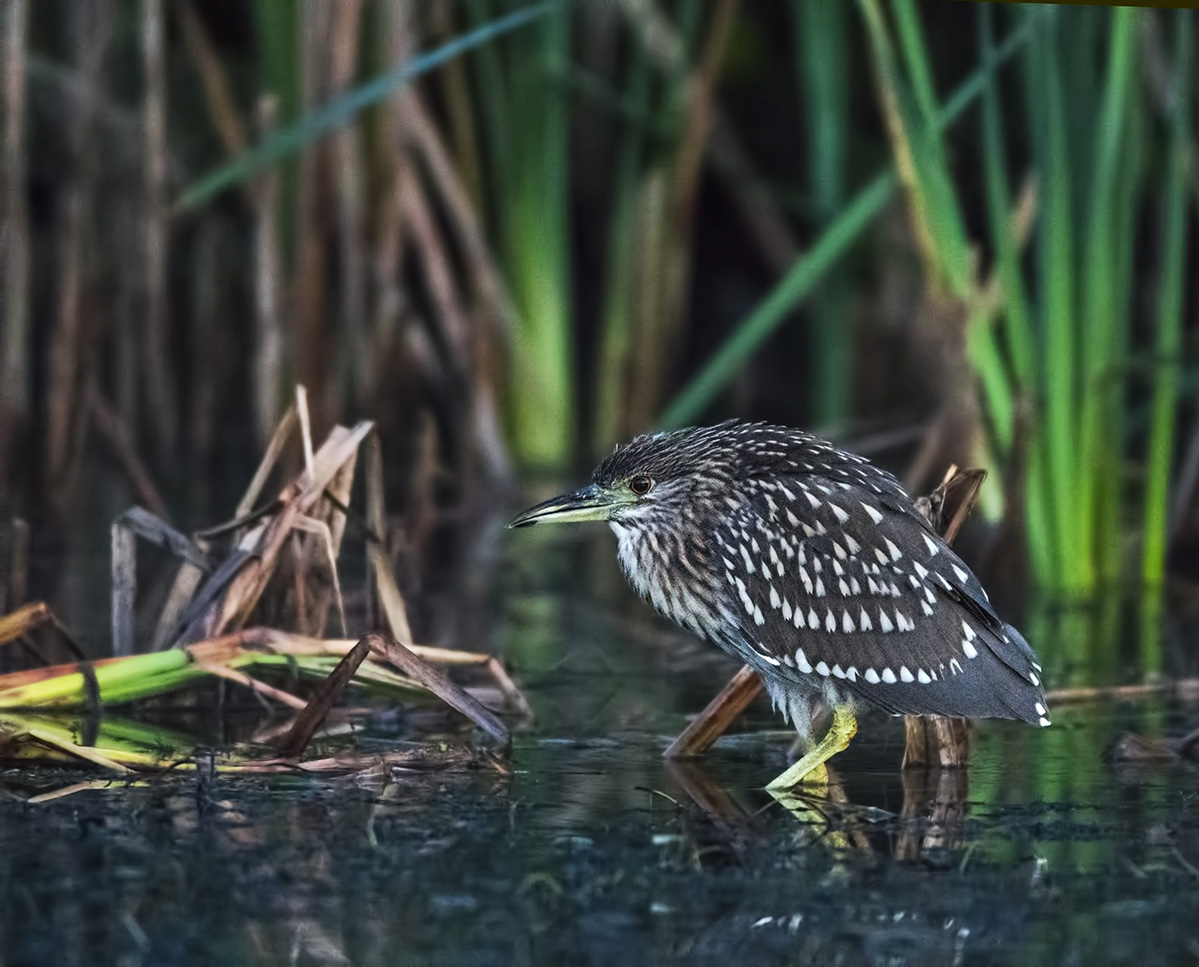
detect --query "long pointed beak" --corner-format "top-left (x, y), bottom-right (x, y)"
top-left (507, 483), bottom-right (615, 528)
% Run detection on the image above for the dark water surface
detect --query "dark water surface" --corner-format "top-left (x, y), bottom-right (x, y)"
top-left (3, 524), bottom-right (1199, 965)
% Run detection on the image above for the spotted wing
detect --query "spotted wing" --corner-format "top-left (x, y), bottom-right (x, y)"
top-left (709, 473), bottom-right (1048, 727)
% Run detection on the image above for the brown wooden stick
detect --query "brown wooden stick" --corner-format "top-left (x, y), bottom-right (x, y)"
top-left (903, 465), bottom-right (983, 769)
top-left (663, 664), bottom-right (763, 759)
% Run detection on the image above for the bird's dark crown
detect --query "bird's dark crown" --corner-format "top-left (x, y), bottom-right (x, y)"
top-left (593, 420), bottom-right (823, 489)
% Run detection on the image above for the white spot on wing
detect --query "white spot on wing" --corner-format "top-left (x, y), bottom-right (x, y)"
top-left (861, 502), bottom-right (884, 525)
top-left (740, 545), bottom-right (755, 574)
top-left (864, 668), bottom-right (880, 684)
top-left (917, 669), bottom-right (931, 684)
top-left (881, 667), bottom-right (897, 684)
top-left (795, 648), bottom-right (812, 673)
top-left (815, 660), bottom-right (830, 677)
top-left (899, 666), bottom-right (914, 682)
top-left (923, 534), bottom-right (940, 556)
top-left (953, 564), bottom-right (970, 584)
top-left (878, 609), bottom-right (894, 633)
top-left (962, 639), bottom-right (978, 659)
top-left (885, 538), bottom-right (902, 562)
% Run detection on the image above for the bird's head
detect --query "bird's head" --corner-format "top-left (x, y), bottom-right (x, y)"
top-left (507, 422), bottom-right (753, 530)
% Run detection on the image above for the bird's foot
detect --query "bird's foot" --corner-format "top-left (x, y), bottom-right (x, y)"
top-left (764, 706), bottom-right (857, 793)
top-left (765, 758), bottom-right (829, 791)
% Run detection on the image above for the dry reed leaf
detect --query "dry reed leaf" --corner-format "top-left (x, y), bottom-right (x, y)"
top-left (237, 402), bottom-right (297, 520)
top-left (0, 600), bottom-right (87, 660)
top-left (22, 728), bottom-right (132, 773)
top-left (193, 421), bottom-right (374, 639)
top-left (297, 384), bottom-right (315, 478)
top-left (0, 601), bottom-right (52, 646)
top-left (192, 660), bottom-right (307, 710)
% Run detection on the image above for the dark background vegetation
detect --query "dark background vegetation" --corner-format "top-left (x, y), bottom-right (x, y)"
top-left (1, 1), bottom-right (1196, 668)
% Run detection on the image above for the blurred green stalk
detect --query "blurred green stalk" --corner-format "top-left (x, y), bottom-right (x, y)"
top-left (176, 3), bottom-right (552, 212)
top-left (795, 0), bottom-right (853, 425)
top-left (1142, 16), bottom-right (1192, 596)
top-left (478, 1), bottom-right (575, 467)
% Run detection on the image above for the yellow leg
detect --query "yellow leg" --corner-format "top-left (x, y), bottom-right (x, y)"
top-left (765, 706), bottom-right (858, 791)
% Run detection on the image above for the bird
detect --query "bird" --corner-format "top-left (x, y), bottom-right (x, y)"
top-left (507, 420), bottom-right (1049, 790)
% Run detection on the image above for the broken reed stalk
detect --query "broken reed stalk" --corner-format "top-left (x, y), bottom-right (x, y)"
top-left (277, 633), bottom-right (371, 758)
top-left (369, 632), bottom-right (510, 747)
top-left (664, 464), bottom-right (984, 764)
top-left (0, 627), bottom-right (527, 730)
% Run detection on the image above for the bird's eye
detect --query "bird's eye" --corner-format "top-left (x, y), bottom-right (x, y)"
top-left (629, 475), bottom-right (653, 496)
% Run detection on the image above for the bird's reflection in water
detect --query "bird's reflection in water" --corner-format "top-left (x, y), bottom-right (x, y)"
top-left (664, 757), bottom-right (969, 865)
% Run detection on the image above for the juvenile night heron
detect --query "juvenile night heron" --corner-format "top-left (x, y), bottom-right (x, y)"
top-left (508, 421), bottom-right (1049, 789)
